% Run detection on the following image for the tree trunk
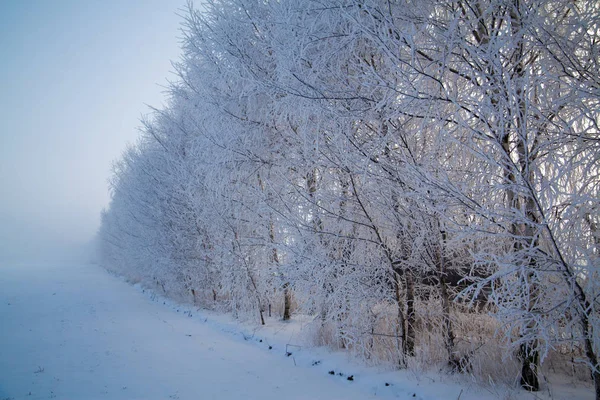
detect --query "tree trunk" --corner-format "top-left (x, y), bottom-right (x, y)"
top-left (438, 230), bottom-right (456, 367)
top-left (191, 288), bottom-right (197, 306)
top-left (283, 282), bottom-right (291, 321)
top-left (405, 273), bottom-right (416, 357)
top-left (394, 273), bottom-right (407, 367)
top-left (520, 341), bottom-right (539, 391)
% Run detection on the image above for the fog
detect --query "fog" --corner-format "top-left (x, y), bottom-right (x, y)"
top-left (0, 1), bottom-right (182, 263)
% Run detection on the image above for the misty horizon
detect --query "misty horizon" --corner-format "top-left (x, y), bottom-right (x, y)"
top-left (0, 1), bottom-right (182, 263)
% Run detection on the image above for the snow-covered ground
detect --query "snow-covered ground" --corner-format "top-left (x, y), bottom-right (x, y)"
top-left (0, 262), bottom-right (592, 400)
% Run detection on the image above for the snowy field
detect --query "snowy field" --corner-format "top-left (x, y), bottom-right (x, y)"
top-left (0, 262), bottom-right (592, 400)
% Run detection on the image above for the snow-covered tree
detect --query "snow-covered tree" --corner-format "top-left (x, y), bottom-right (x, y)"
top-left (98, 0), bottom-right (599, 396)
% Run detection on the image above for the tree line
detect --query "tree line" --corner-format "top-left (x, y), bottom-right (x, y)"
top-left (99, 0), bottom-right (600, 396)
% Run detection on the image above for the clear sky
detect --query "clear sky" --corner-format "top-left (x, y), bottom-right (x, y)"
top-left (0, 1), bottom-right (183, 262)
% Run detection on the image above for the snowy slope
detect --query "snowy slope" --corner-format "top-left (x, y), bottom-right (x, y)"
top-left (0, 262), bottom-right (592, 400)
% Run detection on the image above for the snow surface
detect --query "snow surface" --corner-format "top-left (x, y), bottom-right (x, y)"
top-left (0, 262), bottom-right (592, 399)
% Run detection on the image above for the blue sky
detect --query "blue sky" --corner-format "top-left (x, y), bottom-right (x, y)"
top-left (0, 1), bottom-right (183, 261)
